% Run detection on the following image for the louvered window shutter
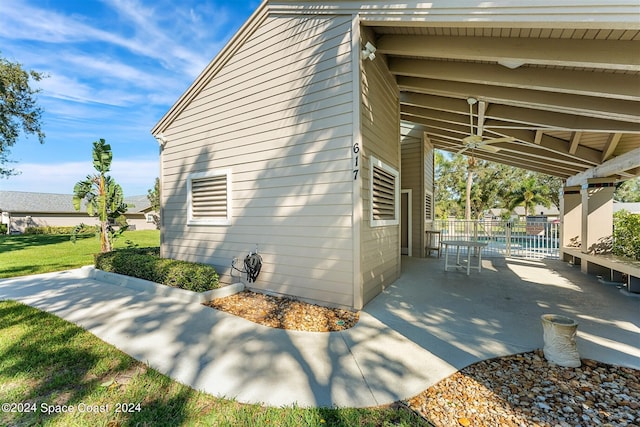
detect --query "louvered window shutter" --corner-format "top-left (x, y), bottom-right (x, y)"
top-left (191, 175), bottom-right (227, 219)
top-left (372, 165), bottom-right (396, 221)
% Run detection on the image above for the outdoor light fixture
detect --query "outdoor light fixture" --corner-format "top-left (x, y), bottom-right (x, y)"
top-left (361, 41), bottom-right (377, 61)
top-left (155, 133), bottom-right (167, 145)
top-left (498, 59), bottom-right (525, 69)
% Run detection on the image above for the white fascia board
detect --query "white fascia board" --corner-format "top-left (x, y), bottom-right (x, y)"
top-left (267, 1), bottom-right (640, 29)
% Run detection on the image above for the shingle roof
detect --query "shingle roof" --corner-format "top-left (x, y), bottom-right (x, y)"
top-left (0, 191), bottom-right (151, 214)
top-left (614, 202), bottom-right (640, 214)
top-left (513, 205), bottom-right (560, 216)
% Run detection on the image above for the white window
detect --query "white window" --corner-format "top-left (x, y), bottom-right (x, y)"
top-left (187, 169), bottom-right (232, 226)
top-left (145, 213), bottom-right (155, 223)
top-left (370, 156), bottom-right (399, 227)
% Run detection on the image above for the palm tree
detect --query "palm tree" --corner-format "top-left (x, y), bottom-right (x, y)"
top-left (73, 139), bottom-right (127, 252)
top-left (505, 177), bottom-right (550, 217)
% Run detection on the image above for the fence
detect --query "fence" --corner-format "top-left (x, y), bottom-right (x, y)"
top-left (433, 219), bottom-right (560, 259)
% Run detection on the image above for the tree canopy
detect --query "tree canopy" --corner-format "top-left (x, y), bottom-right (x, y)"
top-left (0, 54), bottom-right (45, 177)
top-left (615, 177), bottom-right (640, 203)
top-left (147, 177), bottom-right (161, 229)
top-left (435, 151), bottom-right (561, 220)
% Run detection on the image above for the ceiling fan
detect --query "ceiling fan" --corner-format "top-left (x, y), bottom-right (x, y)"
top-left (457, 97), bottom-right (515, 155)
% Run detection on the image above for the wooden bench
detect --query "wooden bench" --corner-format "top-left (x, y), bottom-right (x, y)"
top-left (562, 247), bottom-right (640, 293)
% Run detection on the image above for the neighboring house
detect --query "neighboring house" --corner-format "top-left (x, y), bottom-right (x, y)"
top-left (152, 1), bottom-right (639, 310)
top-left (121, 195), bottom-right (159, 231)
top-left (513, 206), bottom-right (560, 222)
top-left (0, 191), bottom-right (157, 233)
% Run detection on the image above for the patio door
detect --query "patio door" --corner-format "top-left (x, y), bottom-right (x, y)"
top-left (401, 190), bottom-right (412, 256)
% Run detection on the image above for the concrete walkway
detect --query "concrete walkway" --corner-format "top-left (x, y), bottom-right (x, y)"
top-left (1, 257), bottom-right (638, 408)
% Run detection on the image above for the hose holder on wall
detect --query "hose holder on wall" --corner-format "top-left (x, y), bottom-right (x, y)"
top-left (244, 252), bottom-right (262, 283)
top-left (232, 249), bottom-right (262, 283)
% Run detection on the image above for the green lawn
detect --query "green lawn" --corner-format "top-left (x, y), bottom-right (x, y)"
top-left (0, 301), bottom-right (428, 427)
top-left (0, 230), bottom-right (160, 278)
top-left (0, 232), bottom-right (432, 426)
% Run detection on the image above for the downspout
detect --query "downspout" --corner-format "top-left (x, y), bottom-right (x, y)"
top-left (154, 133), bottom-right (167, 258)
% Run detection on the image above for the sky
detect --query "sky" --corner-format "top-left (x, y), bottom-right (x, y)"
top-left (0, 0), bottom-right (260, 197)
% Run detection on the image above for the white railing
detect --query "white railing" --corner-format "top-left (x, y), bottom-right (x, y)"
top-left (433, 219), bottom-right (560, 259)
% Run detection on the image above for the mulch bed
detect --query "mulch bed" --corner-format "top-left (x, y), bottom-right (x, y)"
top-left (205, 290), bottom-right (359, 332)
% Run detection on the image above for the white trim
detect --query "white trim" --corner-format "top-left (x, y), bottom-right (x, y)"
top-left (401, 189), bottom-right (412, 256)
top-left (351, 14), bottom-right (363, 310)
top-left (267, 2), bottom-right (640, 29)
top-left (187, 169), bottom-right (233, 226)
top-left (370, 155), bottom-right (400, 227)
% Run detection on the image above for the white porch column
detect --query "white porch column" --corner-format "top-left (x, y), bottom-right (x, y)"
top-left (560, 186), bottom-right (581, 259)
top-left (580, 178), bottom-right (616, 273)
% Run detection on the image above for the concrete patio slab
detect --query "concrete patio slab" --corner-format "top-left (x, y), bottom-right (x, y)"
top-left (0, 256), bottom-right (638, 408)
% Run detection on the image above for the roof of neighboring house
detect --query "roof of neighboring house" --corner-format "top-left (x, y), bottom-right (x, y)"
top-left (0, 191), bottom-right (151, 214)
top-left (122, 195), bottom-right (153, 213)
top-left (614, 201), bottom-right (640, 213)
top-left (514, 205), bottom-right (560, 216)
top-left (0, 191), bottom-right (84, 213)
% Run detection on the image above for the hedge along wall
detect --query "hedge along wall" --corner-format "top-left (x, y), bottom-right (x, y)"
top-left (95, 247), bottom-right (220, 292)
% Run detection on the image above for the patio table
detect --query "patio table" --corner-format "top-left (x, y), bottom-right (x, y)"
top-left (442, 240), bottom-right (488, 275)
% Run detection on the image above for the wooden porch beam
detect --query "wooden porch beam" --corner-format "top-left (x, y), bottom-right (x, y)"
top-left (389, 58), bottom-right (640, 101)
top-left (378, 35), bottom-right (640, 71)
top-left (566, 147), bottom-right (640, 186)
top-left (398, 77), bottom-right (640, 123)
top-left (601, 133), bottom-right (622, 162)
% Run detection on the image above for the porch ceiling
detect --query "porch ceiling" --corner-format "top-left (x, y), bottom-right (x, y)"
top-left (368, 25), bottom-right (640, 182)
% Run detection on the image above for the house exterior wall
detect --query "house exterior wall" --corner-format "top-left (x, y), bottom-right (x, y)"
top-left (3, 213), bottom-right (98, 233)
top-left (401, 133), bottom-right (424, 257)
top-left (160, 14), bottom-right (357, 307)
top-left (359, 28), bottom-right (401, 306)
top-left (126, 213), bottom-right (159, 231)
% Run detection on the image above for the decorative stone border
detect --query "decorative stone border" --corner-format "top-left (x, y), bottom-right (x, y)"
top-left (79, 266), bottom-right (244, 304)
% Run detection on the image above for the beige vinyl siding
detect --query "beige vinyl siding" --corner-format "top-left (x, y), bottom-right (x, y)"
top-left (401, 133), bottom-right (425, 257)
top-left (160, 14), bottom-right (356, 307)
top-left (359, 28), bottom-right (401, 307)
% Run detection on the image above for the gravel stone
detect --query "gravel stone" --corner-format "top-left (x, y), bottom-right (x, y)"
top-left (408, 350), bottom-right (640, 427)
top-left (205, 292), bottom-right (638, 426)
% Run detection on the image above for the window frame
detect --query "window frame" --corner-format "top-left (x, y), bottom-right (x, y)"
top-left (187, 169), bottom-right (233, 226)
top-left (370, 156), bottom-right (400, 227)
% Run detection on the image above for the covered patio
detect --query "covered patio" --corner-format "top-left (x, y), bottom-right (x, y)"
top-left (367, 255), bottom-right (640, 371)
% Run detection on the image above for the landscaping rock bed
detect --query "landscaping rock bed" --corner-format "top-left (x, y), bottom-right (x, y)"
top-left (408, 350), bottom-right (640, 427)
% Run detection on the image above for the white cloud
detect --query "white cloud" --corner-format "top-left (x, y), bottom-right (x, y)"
top-left (1, 158), bottom-right (159, 196)
top-left (0, 0), bottom-right (216, 78)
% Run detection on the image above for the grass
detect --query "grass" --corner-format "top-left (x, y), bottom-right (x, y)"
top-left (0, 233), bottom-right (432, 426)
top-left (0, 230), bottom-right (160, 278)
top-left (0, 301), bottom-right (429, 426)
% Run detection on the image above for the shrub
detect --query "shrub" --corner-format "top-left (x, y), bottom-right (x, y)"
top-left (95, 247), bottom-right (219, 291)
top-left (162, 261), bottom-right (220, 293)
top-left (613, 210), bottom-right (640, 260)
top-left (25, 225), bottom-right (96, 235)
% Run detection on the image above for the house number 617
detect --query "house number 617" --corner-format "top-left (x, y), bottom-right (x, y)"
top-left (353, 142), bottom-right (360, 180)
